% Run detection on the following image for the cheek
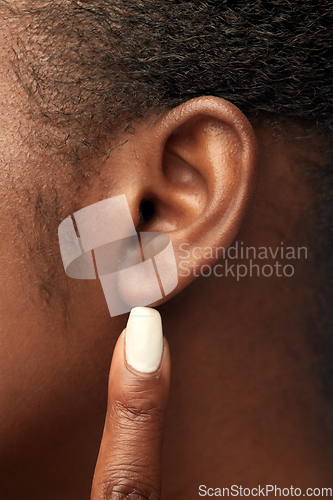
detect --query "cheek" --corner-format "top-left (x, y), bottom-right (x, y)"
top-left (0, 185), bottom-right (127, 459)
top-left (0, 49), bottom-right (129, 455)
top-left (0, 257), bottom-right (126, 462)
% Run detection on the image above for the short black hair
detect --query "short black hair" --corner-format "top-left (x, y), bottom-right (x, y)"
top-left (7, 0), bottom-right (333, 148)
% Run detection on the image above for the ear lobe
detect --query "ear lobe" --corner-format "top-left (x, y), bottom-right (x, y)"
top-left (135, 96), bottom-right (258, 298)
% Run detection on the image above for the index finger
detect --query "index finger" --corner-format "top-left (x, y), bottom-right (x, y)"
top-left (91, 307), bottom-right (170, 500)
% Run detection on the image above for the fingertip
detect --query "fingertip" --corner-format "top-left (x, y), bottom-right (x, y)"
top-left (109, 308), bottom-right (170, 386)
top-left (124, 307), bottom-right (163, 374)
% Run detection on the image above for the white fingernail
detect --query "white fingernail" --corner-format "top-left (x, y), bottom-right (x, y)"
top-left (125, 307), bottom-right (163, 373)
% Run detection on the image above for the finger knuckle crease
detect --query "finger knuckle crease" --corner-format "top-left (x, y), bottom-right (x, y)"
top-left (111, 401), bottom-right (163, 424)
top-left (104, 480), bottom-right (159, 500)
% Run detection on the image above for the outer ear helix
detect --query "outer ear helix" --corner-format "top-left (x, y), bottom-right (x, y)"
top-left (69, 96), bottom-right (258, 306)
top-left (142, 97), bottom-right (259, 294)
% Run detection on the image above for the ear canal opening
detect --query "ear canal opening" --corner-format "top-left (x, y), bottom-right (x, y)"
top-left (139, 199), bottom-right (155, 224)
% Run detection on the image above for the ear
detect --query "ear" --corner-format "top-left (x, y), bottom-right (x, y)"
top-left (88, 96), bottom-right (259, 302)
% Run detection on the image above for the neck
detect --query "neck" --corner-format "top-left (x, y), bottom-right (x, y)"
top-left (160, 240), bottom-right (333, 496)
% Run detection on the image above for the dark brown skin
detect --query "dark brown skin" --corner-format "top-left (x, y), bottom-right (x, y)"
top-left (91, 330), bottom-right (171, 500)
top-left (0, 18), bottom-right (332, 500)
